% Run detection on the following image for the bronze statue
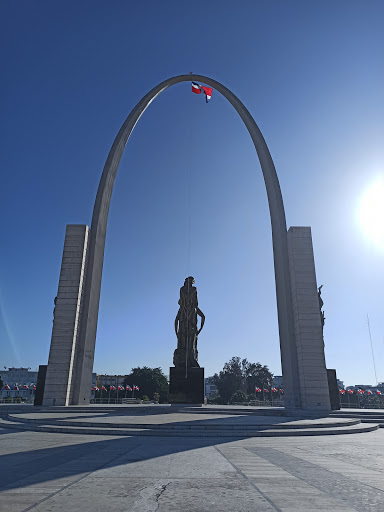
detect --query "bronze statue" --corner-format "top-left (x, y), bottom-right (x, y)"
top-left (318, 285), bottom-right (325, 328)
top-left (173, 276), bottom-right (205, 367)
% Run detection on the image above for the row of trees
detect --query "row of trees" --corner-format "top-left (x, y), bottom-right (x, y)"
top-left (93, 358), bottom-right (274, 404)
top-left (212, 357), bottom-right (274, 404)
top-left (94, 366), bottom-right (169, 403)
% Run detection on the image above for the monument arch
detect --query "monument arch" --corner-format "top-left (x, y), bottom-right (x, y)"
top-left (43, 75), bottom-right (330, 412)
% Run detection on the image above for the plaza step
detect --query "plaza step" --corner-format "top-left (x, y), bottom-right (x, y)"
top-left (0, 415), bottom-right (379, 437)
top-left (4, 414), bottom-right (362, 430)
top-left (331, 410), bottom-right (384, 427)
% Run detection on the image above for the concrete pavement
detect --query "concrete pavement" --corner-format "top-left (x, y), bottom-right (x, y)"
top-left (1, 424), bottom-right (384, 511)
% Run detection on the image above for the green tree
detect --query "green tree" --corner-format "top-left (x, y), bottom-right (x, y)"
top-left (123, 367), bottom-right (168, 403)
top-left (213, 357), bottom-right (245, 403)
top-left (243, 361), bottom-right (273, 395)
top-left (213, 357), bottom-right (273, 404)
top-left (230, 390), bottom-right (247, 403)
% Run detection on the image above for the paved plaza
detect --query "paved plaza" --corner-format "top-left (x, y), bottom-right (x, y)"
top-left (1, 410), bottom-right (384, 512)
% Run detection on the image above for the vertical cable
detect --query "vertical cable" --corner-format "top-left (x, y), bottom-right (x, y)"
top-left (187, 166), bottom-right (191, 276)
top-left (367, 314), bottom-right (378, 386)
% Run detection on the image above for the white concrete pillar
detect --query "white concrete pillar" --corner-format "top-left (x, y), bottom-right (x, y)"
top-left (43, 225), bottom-right (89, 406)
top-left (287, 227), bottom-right (331, 412)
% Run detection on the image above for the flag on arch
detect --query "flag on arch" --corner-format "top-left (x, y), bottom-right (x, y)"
top-left (191, 81), bottom-right (213, 103)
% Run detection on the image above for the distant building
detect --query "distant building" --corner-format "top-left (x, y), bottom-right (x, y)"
top-left (337, 379), bottom-right (344, 389)
top-left (96, 374), bottom-right (126, 388)
top-left (0, 367), bottom-right (38, 399)
top-left (204, 376), bottom-right (218, 398)
top-left (273, 376), bottom-right (283, 388)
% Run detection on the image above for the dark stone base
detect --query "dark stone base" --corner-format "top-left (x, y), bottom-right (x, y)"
top-left (327, 368), bottom-right (340, 410)
top-left (34, 365), bottom-right (47, 406)
top-left (169, 367), bottom-right (204, 404)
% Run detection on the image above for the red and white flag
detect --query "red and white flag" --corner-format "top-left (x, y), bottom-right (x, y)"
top-left (126, 385), bottom-right (132, 391)
top-left (192, 81), bottom-right (213, 103)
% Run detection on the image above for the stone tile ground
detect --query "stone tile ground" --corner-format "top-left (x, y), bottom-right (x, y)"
top-left (0, 426), bottom-right (383, 511)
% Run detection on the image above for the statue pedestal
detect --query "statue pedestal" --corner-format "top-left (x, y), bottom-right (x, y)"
top-left (169, 367), bottom-right (204, 404)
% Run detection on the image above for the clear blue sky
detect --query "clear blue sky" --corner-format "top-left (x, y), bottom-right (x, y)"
top-left (1, 1), bottom-right (383, 387)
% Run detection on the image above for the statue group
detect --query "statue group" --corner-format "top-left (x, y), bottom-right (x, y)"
top-left (173, 276), bottom-right (205, 367)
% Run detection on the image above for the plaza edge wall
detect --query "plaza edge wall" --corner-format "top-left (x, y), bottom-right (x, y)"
top-left (42, 225), bottom-right (89, 406)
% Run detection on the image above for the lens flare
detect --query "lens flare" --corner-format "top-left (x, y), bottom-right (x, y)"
top-left (359, 177), bottom-right (384, 250)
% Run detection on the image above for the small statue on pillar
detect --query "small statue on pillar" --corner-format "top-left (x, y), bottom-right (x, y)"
top-left (173, 276), bottom-right (205, 367)
top-left (318, 285), bottom-right (325, 328)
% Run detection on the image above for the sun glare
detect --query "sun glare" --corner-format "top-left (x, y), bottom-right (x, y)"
top-left (359, 177), bottom-right (384, 249)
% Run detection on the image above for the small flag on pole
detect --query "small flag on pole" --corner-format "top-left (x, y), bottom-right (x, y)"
top-left (191, 82), bottom-right (213, 103)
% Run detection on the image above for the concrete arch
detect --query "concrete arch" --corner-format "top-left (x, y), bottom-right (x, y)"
top-left (72, 74), bottom-right (302, 408)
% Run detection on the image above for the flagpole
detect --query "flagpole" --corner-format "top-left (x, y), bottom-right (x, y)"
top-left (367, 314), bottom-right (378, 386)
